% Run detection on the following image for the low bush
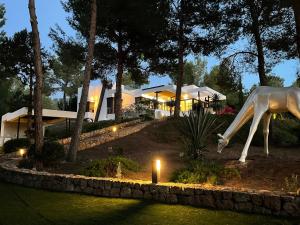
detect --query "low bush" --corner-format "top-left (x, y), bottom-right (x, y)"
top-left (171, 160), bottom-right (240, 185)
top-left (284, 174), bottom-right (300, 194)
top-left (29, 141), bottom-right (65, 166)
top-left (81, 156), bottom-right (141, 178)
top-left (82, 120), bottom-right (116, 133)
top-left (42, 141), bottom-right (65, 165)
top-left (18, 158), bottom-right (34, 169)
top-left (3, 138), bottom-right (30, 153)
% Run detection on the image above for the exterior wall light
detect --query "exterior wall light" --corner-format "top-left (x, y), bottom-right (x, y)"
top-left (152, 159), bottom-right (161, 184)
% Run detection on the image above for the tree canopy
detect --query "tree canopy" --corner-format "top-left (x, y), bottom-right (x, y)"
top-left (64, 0), bottom-right (168, 120)
top-left (219, 0), bottom-right (295, 85)
top-left (169, 58), bottom-right (207, 86)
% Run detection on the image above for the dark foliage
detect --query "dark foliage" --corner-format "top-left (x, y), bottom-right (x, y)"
top-left (29, 141), bottom-right (65, 166)
top-left (3, 138), bottom-right (30, 153)
top-left (81, 156), bottom-right (141, 177)
top-left (171, 160), bottom-right (240, 185)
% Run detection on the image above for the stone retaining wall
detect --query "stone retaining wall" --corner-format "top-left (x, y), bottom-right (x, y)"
top-left (0, 160), bottom-right (299, 218)
top-left (58, 119), bottom-right (151, 151)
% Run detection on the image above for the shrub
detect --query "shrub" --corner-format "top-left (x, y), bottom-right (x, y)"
top-left (180, 110), bottom-right (222, 159)
top-left (3, 138), bottom-right (30, 153)
top-left (82, 120), bottom-right (116, 133)
top-left (122, 103), bottom-right (155, 120)
top-left (81, 156), bottom-right (141, 178)
top-left (42, 141), bottom-right (65, 165)
top-left (18, 158), bottom-right (34, 169)
top-left (284, 174), bottom-right (299, 193)
top-left (171, 160), bottom-right (240, 185)
top-left (28, 141), bottom-right (65, 166)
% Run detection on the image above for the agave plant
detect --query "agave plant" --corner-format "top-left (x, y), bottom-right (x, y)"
top-left (180, 109), bottom-right (221, 160)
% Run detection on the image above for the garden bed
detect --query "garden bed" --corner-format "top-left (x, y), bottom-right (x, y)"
top-left (48, 120), bottom-right (300, 194)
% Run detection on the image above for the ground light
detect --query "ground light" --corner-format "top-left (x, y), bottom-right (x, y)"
top-left (19, 148), bottom-right (26, 158)
top-left (112, 126), bottom-right (117, 132)
top-left (152, 159), bottom-right (161, 184)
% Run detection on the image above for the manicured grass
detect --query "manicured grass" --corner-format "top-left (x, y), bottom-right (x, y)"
top-left (0, 182), bottom-right (297, 225)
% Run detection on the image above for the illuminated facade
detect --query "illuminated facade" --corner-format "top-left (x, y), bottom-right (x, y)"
top-left (80, 83), bottom-right (226, 121)
top-left (0, 83), bottom-right (225, 146)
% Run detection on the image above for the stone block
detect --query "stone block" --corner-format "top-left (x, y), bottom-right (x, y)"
top-left (198, 194), bottom-right (215, 208)
top-left (212, 190), bottom-right (222, 200)
top-left (253, 206), bottom-right (271, 215)
top-left (158, 185), bottom-right (169, 194)
top-left (143, 191), bottom-right (152, 200)
top-left (102, 189), bottom-right (111, 197)
top-left (120, 187), bottom-right (132, 198)
top-left (283, 202), bottom-right (300, 216)
top-left (264, 195), bottom-right (281, 212)
top-left (251, 194), bottom-right (263, 206)
top-left (178, 195), bottom-right (194, 205)
top-left (222, 191), bottom-right (232, 200)
top-left (132, 189), bottom-right (143, 198)
top-left (216, 199), bottom-right (234, 210)
top-left (233, 192), bottom-right (250, 202)
top-left (141, 184), bottom-right (150, 192)
top-left (110, 188), bottom-right (120, 197)
top-left (169, 186), bottom-right (182, 194)
top-left (104, 180), bottom-right (112, 190)
top-left (166, 194), bottom-right (178, 204)
top-left (133, 183), bottom-right (141, 190)
top-left (112, 181), bottom-right (121, 188)
top-left (235, 202), bottom-right (253, 213)
top-left (182, 188), bottom-right (194, 196)
top-left (195, 189), bottom-right (204, 195)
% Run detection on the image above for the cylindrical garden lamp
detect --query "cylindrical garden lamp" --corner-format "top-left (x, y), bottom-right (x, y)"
top-left (152, 159), bottom-right (161, 184)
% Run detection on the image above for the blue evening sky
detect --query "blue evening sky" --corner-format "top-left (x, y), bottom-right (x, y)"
top-left (1, 0), bottom-right (299, 93)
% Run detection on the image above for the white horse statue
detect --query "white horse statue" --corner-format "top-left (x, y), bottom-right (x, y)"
top-left (217, 86), bottom-right (300, 162)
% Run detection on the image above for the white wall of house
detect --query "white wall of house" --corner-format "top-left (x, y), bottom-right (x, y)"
top-left (0, 121), bottom-right (27, 139)
top-left (78, 84), bottom-right (136, 122)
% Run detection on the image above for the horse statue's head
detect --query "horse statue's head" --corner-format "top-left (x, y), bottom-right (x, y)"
top-left (217, 134), bottom-right (229, 153)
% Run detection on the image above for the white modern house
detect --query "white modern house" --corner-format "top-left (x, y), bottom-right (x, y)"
top-left (0, 83), bottom-right (225, 146)
top-left (81, 83), bottom-right (226, 121)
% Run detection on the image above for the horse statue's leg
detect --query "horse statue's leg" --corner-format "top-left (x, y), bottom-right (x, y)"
top-left (239, 96), bottom-right (269, 163)
top-left (262, 112), bottom-right (272, 156)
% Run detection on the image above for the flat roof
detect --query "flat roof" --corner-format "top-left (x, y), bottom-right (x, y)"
top-left (2, 107), bottom-right (78, 123)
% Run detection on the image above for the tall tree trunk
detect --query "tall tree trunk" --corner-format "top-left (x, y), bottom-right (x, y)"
top-left (68, 0), bottom-right (97, 162)
top-left (292, 0), bottom-right (300, 59)
top-left (174, 4), bottom-right (184, 118)
top-left (249, 2), bottom-right (268, 86)
top-left (114, 38), bottom-right (124, 121)
top-left (63, 91), bottom-right (67, 110)
top-left (27, 71), bottom-right (33, 140)
top-left (94, 79), bottom-right (107, 122)
top-left (28, 0), bottom-right (44, 169)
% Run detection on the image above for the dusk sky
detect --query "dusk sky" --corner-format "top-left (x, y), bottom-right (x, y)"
top-left (1, 0), bottom-right (299, 92)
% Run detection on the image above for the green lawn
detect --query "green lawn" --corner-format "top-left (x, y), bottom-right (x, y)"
top-left (0, 182), bottom-right (298, 225)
